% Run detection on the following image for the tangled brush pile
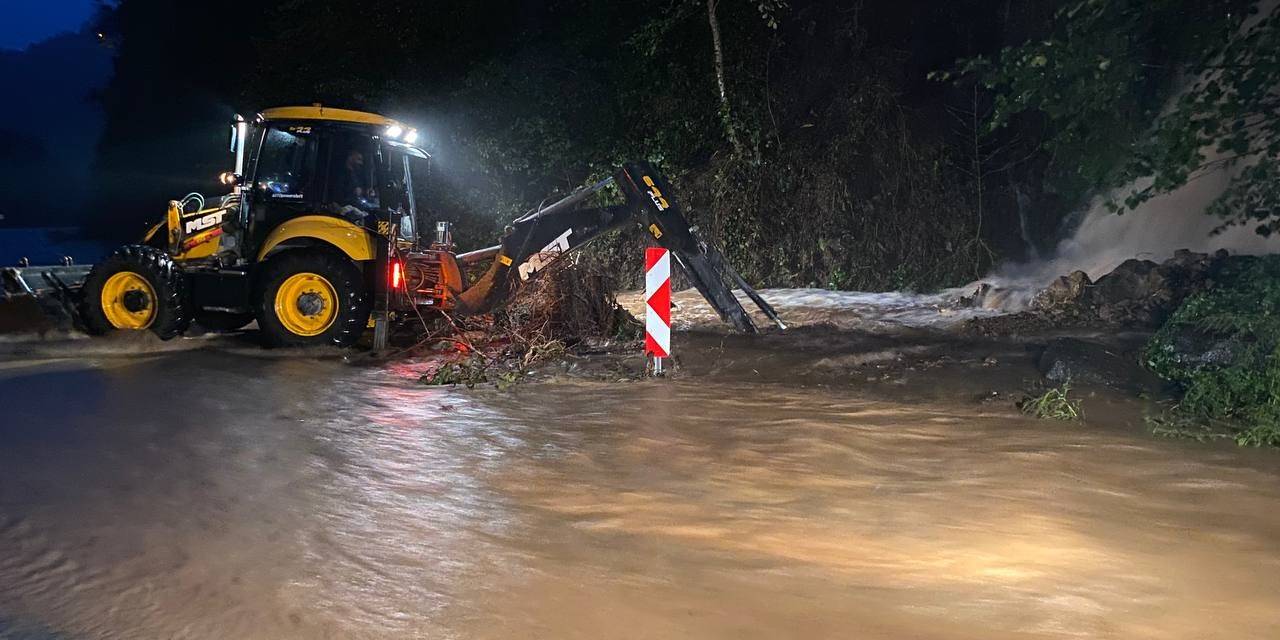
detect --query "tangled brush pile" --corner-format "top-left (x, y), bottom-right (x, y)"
top-left (419, 259), bottom-right (642, 387)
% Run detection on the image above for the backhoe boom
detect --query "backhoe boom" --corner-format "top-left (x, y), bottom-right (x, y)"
top-left (453, 161), bottom-right (783, 333)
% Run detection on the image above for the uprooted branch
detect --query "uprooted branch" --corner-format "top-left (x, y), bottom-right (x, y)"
top-left (419, 259), bottom-right (642, 387)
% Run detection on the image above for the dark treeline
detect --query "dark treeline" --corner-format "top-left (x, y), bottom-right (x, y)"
top-left (91, 0), bottom-right (1066, 290)
top-left (0, 28), bottom-right (111, 228)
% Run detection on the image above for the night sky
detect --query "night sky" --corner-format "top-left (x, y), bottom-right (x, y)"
top-left (0, 0), bottom-right (111, 232)
top-left (0, 0), bottom-right (99, 50)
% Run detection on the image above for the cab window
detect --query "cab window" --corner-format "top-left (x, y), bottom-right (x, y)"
top-left (321, 131), bottom-right (379, 210)
top-left (254, 126), bottom-right (317, 202)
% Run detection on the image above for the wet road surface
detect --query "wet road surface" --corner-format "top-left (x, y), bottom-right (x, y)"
top-left (2, 337), bottom-right (1280, 639)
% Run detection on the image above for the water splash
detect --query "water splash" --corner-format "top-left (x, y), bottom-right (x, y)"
top-left (972, 1), bottom-right (1280, 311)
top-left (972, 159), bottom-right (1279, 311)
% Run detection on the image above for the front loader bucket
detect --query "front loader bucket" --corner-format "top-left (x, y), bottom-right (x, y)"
top-left (0, 295), bottom-right (56, 334)
top-left (1, 264), bottom-right (92, 335)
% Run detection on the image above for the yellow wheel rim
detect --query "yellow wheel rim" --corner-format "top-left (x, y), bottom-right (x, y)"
top-left (100, 271), bottom-right (157, 330)
top-left (274, 272), bottom-right (338, 337)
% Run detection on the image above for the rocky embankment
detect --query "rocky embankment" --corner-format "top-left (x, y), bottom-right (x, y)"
top-left (948, 250), bottom-right (1237, 390)
top-left (958, 249), bottom-right (1278, 445)
top-left (965, 249), bottom-right (1232, 335)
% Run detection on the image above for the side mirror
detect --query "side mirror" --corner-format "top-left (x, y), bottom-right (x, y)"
top-left (219, 171), bottom-right (243, 186)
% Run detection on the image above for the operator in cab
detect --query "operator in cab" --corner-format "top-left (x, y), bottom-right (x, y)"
top-left (335, 148), bottom-right (378, 222)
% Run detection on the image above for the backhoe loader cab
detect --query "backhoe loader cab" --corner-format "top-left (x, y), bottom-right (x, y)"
top-left (2, 105), bottom-right (782, 348)
top-left (86, 105), bottom-right (430, 346)
top-left (228, 107), bottom-right (425, 255)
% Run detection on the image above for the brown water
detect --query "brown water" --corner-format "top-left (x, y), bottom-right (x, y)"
top-left (2, 337), bottom-right (1280, 639)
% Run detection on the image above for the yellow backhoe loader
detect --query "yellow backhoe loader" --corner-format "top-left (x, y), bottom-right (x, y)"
top-left (1, 106), bottom-right (782, 348)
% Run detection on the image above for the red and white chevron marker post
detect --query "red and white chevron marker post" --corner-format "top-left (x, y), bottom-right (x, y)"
top-left (644, 247), bottom-right (671, 374)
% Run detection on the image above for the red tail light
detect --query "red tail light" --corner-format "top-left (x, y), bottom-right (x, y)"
top-left (390, 260), bottom-right (403, 289)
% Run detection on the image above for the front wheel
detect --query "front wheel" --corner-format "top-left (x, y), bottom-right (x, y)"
top-left (254, 249), bottom-right (370, 348)
top-left (80, 245), bottom-right (190, 339)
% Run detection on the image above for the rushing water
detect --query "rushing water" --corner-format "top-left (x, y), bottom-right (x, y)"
top-left (2, 332), bottom-right (1280, 639)
top-left (620, 287), bottom-right (1001, 333)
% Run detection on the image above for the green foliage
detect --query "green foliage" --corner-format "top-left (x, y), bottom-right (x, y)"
top-left (421, 354), bottom-right (524, 390)
top-left (955, 0), bottom-right (1280, 232)
top-left (689, 68), bottom-right (993, 291)
top-left (1143, 255), bottom-right (1280, 446)
top-left (1019, 382), bottom-right (1085, 421)
top-left (422, 354), bottom-right (490, 388)
top-left (1146, 410), bottom-right (1237, 442)
top-left (93, 0), bottom-right (1034, 289)
top-left (753, 0), bottom-right (790, 30)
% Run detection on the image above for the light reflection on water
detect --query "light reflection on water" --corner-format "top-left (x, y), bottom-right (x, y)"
top-left (1, 352), bottom-right (1279, 639)
top-left (618, 288), bottom-right (1001, 332)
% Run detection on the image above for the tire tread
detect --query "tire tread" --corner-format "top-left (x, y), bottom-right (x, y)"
top-left (254, 249), bottom-right (369, 348)
top-left (79, 244), bottom-right (191, 339)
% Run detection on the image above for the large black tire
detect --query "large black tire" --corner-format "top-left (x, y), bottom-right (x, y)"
top-left (254, 249), bottom-right (370, 348)
top-left (80, 245), bottom-right (191, 339)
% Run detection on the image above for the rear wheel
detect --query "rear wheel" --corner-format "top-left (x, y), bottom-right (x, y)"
top-left (80, 245), bottom-right (190, 339)
top-left (255, 249), bottom-right (370, 347)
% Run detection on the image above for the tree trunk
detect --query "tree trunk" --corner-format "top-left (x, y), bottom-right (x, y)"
top-left (706, 0), bottom-right (742, 154)
top-left (708, 0), bottom-right (729, 104)
top-left (971, 85), bottom-right (983, 240)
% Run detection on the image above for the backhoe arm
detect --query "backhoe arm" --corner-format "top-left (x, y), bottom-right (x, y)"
top-left (452, 162), bottom-right (783, 333)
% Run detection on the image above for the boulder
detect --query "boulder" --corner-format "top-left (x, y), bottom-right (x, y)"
top-left (957, 282), bottom-right (993, 308)
top-left (1152, 325), bottom-right (1251, 372)
top-left (1023, 249), bottom-right (1232, 328)
top-left (1038, 337), bottom-right (1156, 390)
top-left (1032, 270), bottom-right (1091, 311)
top-left (1163, 248), bottom-right (1226, 275)
top-left (1090, 258), bottom-right (1163, 302)
top-left (1091, 251), bottom-right (1227, 325)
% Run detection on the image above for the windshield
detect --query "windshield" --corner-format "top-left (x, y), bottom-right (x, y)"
top-left (256, 126), bottom-right (316, 200)
top-left (245, 122), bottom-right (425, 241)
top-left (380, 144), bottom-right (421, 243)
top-left (400, 153), bottom-right (417, 242)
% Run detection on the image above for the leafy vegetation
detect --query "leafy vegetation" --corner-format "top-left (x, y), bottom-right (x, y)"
top-left (86, 0), bottom-right (1279, 293)
top-left (953, 0), bottom-right (1280, 233)
top-left (1146, 410), bottom-right (1240, 443)
top-left (421, 354), bottom-right (511, 389)
top-left (1143, 255), bottom-right (1280, 446)
top-left (1019, 382), bottom-right (1085, 421)
top-left (88, 0), bottom-right (1074, 291)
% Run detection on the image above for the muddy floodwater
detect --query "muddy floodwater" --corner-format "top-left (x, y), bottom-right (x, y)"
top-left (2, 292), bottom-right (1280, 639)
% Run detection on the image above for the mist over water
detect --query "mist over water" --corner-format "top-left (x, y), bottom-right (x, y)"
top-left (974, 0), bottom-right (1280, 311)
top-left (972, 160), bottom-right (1280, 311)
